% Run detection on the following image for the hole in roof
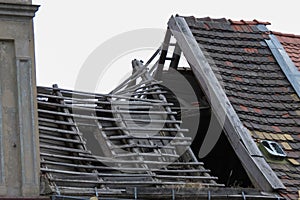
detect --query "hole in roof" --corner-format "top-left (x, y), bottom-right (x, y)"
top-left (261, 140), bottom-right (286, 159)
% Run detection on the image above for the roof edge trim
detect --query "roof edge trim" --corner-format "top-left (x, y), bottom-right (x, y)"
top-left (266, 34), bottom-right (300, 97)
top-left (0, 3), bottom-right (39, 19)
top-left (272, 31), bottom-right (300, 39)
top-left (168, 15), bottom-right (285, 191)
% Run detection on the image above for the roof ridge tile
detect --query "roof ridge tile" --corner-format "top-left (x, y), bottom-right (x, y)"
top-left (229, 19), bottom-right (271, 26)
top-left (272, 31), bottom-right (300, 39)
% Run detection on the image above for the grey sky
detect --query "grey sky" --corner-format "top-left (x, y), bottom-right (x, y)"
top-left (32, 0), bottom-right (300, 92)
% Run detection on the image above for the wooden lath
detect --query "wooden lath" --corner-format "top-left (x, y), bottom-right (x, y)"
top-left (38, 80), bottom-right (223, 196)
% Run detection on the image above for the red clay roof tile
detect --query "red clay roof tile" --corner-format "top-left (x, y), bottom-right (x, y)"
top-left (273, 31), bottom-right (300, 72)
top-left (239, 105), bottom-right (248, 112)
top-left (184, 16), bottom-right (300, 199)
top-left (272, 126), bottom-right (282, 133)
top-left (253, 108), bottom-right (262, 114)
top-left (228, 19), bottom-right (271, 25)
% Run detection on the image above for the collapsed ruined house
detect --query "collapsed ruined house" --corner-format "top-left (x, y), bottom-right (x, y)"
top-left (0, 1), bottom-right (299, 200)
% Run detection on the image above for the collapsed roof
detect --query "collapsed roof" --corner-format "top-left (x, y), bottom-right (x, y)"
top-left (38, 16), bottom-right (300, 200)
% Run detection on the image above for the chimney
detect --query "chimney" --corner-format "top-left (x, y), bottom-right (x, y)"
top-left (0, 0), bottom-right (39, 197)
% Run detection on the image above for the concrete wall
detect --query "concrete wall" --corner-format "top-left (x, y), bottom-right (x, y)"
top-left (0, 2), bottom-right (39, 197)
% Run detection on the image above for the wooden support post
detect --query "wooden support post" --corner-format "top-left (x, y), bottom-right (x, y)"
top-left (154, 28), bottom-right (172, 80)
top-left (169, 43), bottom-right (182, 69)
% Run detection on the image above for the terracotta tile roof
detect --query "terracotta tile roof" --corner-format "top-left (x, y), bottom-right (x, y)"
top-left (184, 16), bottom-right (300, 200)
top-left (228, 19), bottom-right (271, 25)
top-left (273, 31), bottom-right (300, 71)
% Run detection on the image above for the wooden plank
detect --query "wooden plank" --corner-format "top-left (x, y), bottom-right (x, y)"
top-left (41, 168), bottom-right (151, 178)
top-left (108, 135), bottom-right (192, 141)
top-left (155, 174), bottom-right (218, 180)
top-left (38, 92), bottom-right (172, 106)
top-left (39, 118), bottom-right (98, 128)
top-left (38, 100), bottom-right (176, 115)
top-left (41, 160), bottom-right (158, 172)
top-left (155, 169), bottom-right (210, 173)
top-left (39, 134), bottom-right (85, 144)
top-left (49, 178), bottom-right (220, 186)
top-left (102, 127), bottom-right (188, 132)
top-left (39, 88), bottom-right (166, 104)
top-left (49, 178), bottom-right (169, 185)
top-left (154, 28), bottom-right (172, 80)
top-left (39, 126), bottom-right (82, 135)
top-left (60, 89), bottom-right (165, 103)
top-left (40, 152), bottom-right (101, 163)
top-left (39, 109), bottom-right (181, 124)
top-left (41, 151), bottom-right (205, 166)
top-left (114, 152), bottom-right (179, 159)
top-left (169, 42), bottom-right (182, 69)
top-left (38, 117), bottom-right (75, 126)
top-left (145, 48), bottom-right (161, 68)
top-left (38, 109), bottom-right (118, 122)
top-left (110, 144), bottom-right (176, 150)
top-left (169, 141), bottom-right (191, 146)
top-left (131, 91), bottom-right (168, 96)
top-left (40, 144), bottom-right (91, 154)
top-left (42, 159), bottom-right (211, 174)
top-left (129, 86), bottom-right (167, 93)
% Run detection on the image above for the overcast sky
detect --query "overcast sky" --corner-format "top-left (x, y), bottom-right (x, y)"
top-left (32, 0), bottom-right (300, 93)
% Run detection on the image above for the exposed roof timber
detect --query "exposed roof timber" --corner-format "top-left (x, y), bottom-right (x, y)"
top-left (52, 84), bottom-right (87, 151)
top-left (266, 34), bottom-right (300, 97)
top-left (167, 15), bottom-right (285, 191)
top-left (131, 59), bottom-right (218, 183)
top-left (145, 48), bottom-right (161, 68)
top-left (154, 28), bottom-right (171, 80)
top-left (39, 83), bottom-right (226, 195)
top-left (169, 42), bottom-right (182, 69)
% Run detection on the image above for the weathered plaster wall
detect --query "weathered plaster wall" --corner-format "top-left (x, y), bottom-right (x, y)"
top-left (0, 0), bottom-right (32, 4)
top-left (0, 2), bottom-right (39, 197)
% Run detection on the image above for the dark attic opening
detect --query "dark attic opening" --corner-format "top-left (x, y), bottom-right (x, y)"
top-left (161, 67), bottom-right (253, 188)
